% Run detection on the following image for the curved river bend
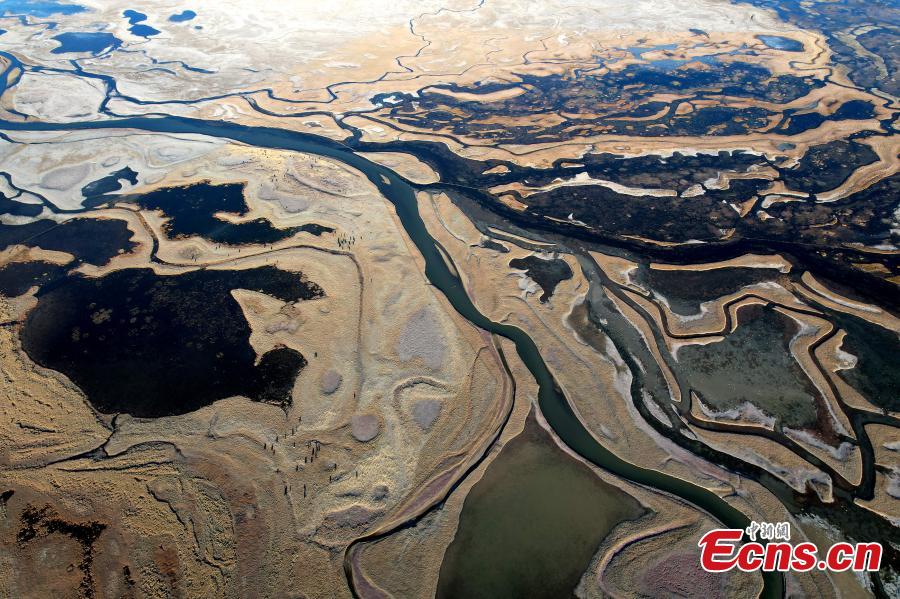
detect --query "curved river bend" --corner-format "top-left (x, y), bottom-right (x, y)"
top-left (0, 116), bottom-right (782, 598)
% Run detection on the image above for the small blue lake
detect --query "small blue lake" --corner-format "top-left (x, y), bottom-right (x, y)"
top-left (168, 9), bottom-right (195, 22)
top-left (0, 0), bottom-right (85, 17)
top-left (129, 23), bottom-right (159, 37)
top-left (627, 43), bottom-right (678, 59)
top-left (757, 35), bottom-right (804, 52)
top-left (123, 9), bottom-right (159, 37)
top-left (122, 8), bottom-right (145, 23)
top-left (50, 31), bottom-right (121, 54)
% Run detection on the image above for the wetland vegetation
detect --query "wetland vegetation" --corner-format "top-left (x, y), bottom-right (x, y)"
top-left (0, 1), bottom-right (897, 596)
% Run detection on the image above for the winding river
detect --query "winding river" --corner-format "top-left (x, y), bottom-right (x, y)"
top-left (0, 115), bottom-right (783, 598)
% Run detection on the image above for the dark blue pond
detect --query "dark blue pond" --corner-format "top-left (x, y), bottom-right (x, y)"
top-left (50, 31), bottom-right (121, 54)
top-left (643, 54), bottom-right (718, 72)
top-left (0, 218), bottom-right (135, 266)
top-left (122, 8), bottom-right (145, 24)
top-left (129, 23), bottom-right (159, 37)
top-left (757, 35), bottom-right (804, 52)
top-left (112, 181), bottom-right (333, 245)
top-left (0, 0), bottom-right (85, 17)
top-left (22, 266), bottom-right (320, 417)
top-left (0, 193), bottom-right (42, 217)
top-left (123, 9), bottom-right (159, 37)
top-left (627, 43), bottom-right (677, 59)
top-left (80, 166), bottom-right (138, 199)
top-left (778, 99), bottom-right (875, 135)
top-left (168, 9), bottom-right (195, 22)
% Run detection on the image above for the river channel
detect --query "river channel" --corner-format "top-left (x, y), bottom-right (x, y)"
top-left (0, 115), bottom-right (783, 598)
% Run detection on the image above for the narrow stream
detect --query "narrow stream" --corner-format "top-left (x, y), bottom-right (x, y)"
top-left (0, 115), bottom-right (783, 598)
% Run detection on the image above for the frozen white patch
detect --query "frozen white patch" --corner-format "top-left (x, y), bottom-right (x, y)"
top-left (784, 427), bottom-right (855, 461)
